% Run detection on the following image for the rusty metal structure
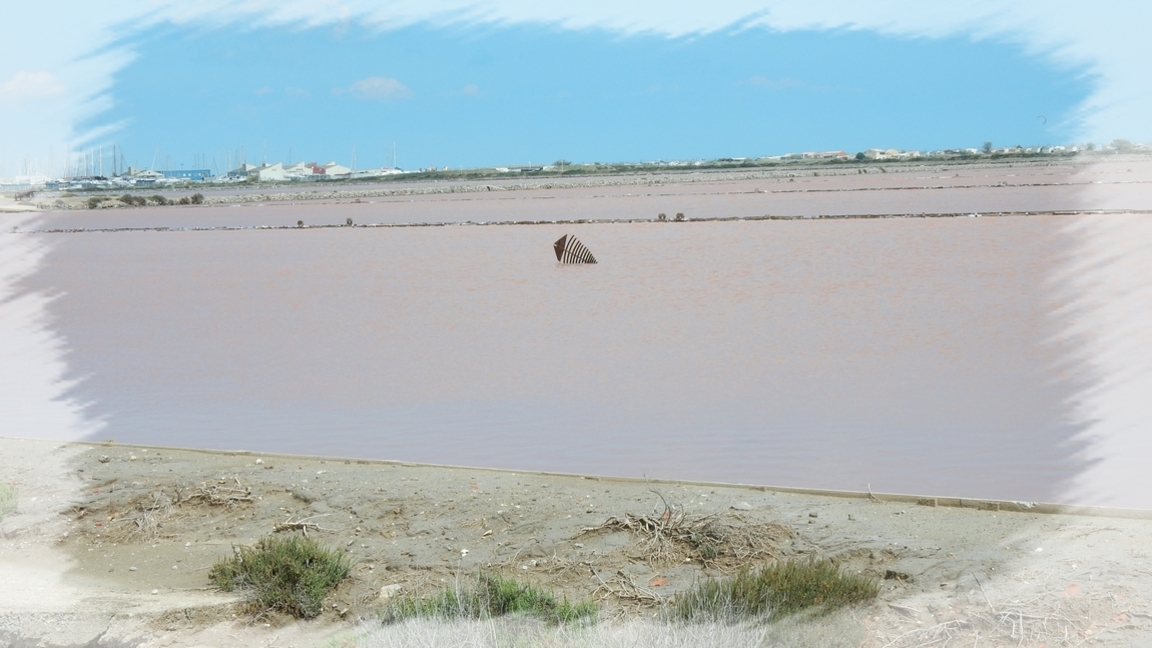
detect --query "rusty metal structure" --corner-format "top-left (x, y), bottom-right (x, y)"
top-left (553, 234), bottom-right (597, 264)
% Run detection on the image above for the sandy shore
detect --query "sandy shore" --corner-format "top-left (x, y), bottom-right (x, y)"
top-left (0, 195), bottom-right (39, 213)
top-left (3, 436), bottom-right (1152, 647)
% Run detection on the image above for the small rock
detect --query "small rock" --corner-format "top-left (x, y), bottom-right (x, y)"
top-left (129, 566), bottom-right (137, 571)
top-left (151, 589), bottom-right (159, 595)
top-left (379, 584), bottom-right (403, 600)
top-left (732, 502), bottom-right (754, 511)
top-left (809, 512), bottom-right (819, 518)
top-left (884, 570), bottom-right (913, 583)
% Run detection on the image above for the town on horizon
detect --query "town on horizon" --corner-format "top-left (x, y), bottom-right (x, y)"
top-left (2, 139), bottom-right (1149, 192)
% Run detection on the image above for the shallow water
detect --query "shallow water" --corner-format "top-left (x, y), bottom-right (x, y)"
top-left (13, 160), bottom-right (1152, 505)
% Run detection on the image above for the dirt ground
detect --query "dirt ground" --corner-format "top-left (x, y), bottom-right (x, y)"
top-left (4, 437), bottom-right (1152, 647)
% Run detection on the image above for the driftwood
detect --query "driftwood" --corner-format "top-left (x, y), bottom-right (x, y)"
top-left (181, 477), bottom-right (253, 507)
top-left (581, 491), bottom-right (790, 566)
top-left (592, 568), bottom-right (667, 608)
top-left (273, 513), bottom-right (335, 537)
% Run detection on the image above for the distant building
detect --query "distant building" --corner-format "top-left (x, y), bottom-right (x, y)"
top-left (283, 162), bottom-right (313, 179)
top-left (800, 151), bottom-right (848, 160)
top-left (243, 163), bottom-right (288, 182)
top-left (126, 168), bottom-right (164, 182)
top-left (160, 169), bottom-right (212, 181)
top-left (497, 165), bottom-right (544, 173)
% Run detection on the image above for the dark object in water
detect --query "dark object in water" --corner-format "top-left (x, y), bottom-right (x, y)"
top-left (553, 234), bottom-right (597, 264)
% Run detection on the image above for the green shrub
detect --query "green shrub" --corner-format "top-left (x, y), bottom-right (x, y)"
top-left (209, 535), bottom-right (350, 619)
top-left (383, 573), bottom-right (596, 625)
top-left (0, 484), bottom-right (17, 519)
top-left (672, 559), bottom-right (878, 623)
top-left (87, 196), bottom-right (104, 209)
top-left (149, 195), bottom-right (169, 206)
top-left (118, 193), bottom-right (134, 205)
top-left (178, 196), bottom-right (190, 205)
top-left (190, 193), bottom-right (204, 204)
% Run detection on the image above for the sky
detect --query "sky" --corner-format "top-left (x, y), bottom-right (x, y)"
top-left (1, 1), bottom-right (1148, 176)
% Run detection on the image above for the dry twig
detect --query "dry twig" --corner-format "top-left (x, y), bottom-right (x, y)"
top-left (273, 513), bottom-right (335, 537)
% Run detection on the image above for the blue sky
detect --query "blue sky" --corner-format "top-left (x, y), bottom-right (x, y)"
top-left (99, 23), bottom-right (1087, 172)
top-left (2, 2), bottom-right (1148, 177)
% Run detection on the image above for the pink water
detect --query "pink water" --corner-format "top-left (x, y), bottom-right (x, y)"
top-left (21, 160), bottom-right (1152, 503)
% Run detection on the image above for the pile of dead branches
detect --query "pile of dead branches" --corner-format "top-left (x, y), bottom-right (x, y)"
top-left (107, 490), bottom-right (178, 541)
top-left (179, 477), bottom-right (253, 508)
top-left (78, 477), bottom-right (254, 542)
top-left (581, 493), bottom-right (792, 567)
top-left (592, 569), bottom-right (668, 616)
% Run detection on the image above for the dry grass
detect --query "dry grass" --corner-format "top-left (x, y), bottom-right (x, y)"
top-left (672, 559), bottom-right (880, 623)
top-left (873, 575), bottom-right (1150, 647)
top-left (380, 573), bottom-right (597, 626)
top-left (349, 612), bottom-right (866, 648)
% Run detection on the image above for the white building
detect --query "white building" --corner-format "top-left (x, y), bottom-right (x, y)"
top-left (317, 161), bottom-right (351, 178)
top-left (243, 163), bottom-right (287, 182)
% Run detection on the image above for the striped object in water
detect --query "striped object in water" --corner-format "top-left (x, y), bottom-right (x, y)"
top-left (553, 234), bottom-right (597, 264)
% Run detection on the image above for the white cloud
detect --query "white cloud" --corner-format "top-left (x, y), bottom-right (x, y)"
top-left (459, 83), bottom-right (480, 96)
top-left (0, 71), bottom-right (67, 103)
top-left (337, 76), bottom-right (413, 100)
top-left (743, 76), bottom-right (804, 90)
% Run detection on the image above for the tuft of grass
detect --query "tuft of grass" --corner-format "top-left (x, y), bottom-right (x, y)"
top-left (0, 483), bottom-right (17, 519)
top-left (673, 558), bottom-right (879, 623)
top-left (209, 534), bottom-right (350, 619)
top-left (382, 573), bottom-right (596, 626)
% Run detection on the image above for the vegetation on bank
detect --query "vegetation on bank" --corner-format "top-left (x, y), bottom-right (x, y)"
top-left (372, 560), bottom-right (876, 630)
top-left (88, 193), bottom-right (204, 209)
top-left (209, 534), bottom-right (350, 619)
top-left (381, 573), bottom-right (597, 626)
top-left (0, 483), bottom-right (16, 520)
top-left (672, 559), bottom-right (880, 623)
